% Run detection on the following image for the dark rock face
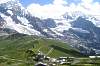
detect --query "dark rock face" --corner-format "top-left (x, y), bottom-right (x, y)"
top-left (3, 28), bottom-right (17, 34)
top-left (71, 17), bottom-right (100, 43)
top-left (42, 18), bottom-right (56, 28)
top-left (0, 15), bottom-right (5, 27)
top-left (72, 17), bottom-right (95, 30)
top-left (64, 17), bottom-right (100, 55)
top-left (69, 28), bottom-right (90, 39)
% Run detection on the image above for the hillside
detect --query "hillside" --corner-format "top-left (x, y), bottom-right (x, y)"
top-left (0, 34), bottom-right (84, 66)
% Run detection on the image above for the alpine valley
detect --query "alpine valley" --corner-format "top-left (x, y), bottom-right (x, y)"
top-left (0, 0), bottom-right (100, 57)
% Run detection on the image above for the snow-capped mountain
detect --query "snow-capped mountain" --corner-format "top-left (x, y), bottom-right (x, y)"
top-left (0, 0), bottom-right (41, 35)
top-left (0, 0), bottom-right (100, 55)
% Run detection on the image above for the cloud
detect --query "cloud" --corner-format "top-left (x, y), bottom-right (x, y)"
top-left (27, 0), bottom-right (100, 19)
top-left (27, 0), bottom-right (68, 19)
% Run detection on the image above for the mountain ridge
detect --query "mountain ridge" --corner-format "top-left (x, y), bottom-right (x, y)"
top-left (0, 0), bottom-right (100, 55)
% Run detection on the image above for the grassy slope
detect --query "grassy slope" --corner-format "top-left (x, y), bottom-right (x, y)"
top-left (0, 34), bottom-right (84, 66)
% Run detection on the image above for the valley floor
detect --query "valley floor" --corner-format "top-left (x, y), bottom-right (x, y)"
top-left (0, 35), bottom-right (100, 66)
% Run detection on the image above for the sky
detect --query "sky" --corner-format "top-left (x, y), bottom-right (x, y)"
top-left (25, 0), bottom-right (100, 19)
top-left (20, 0), bottom-right (100, 7)
top-left (20, 0), bottom-right (53, 6)
top-left (0, 0), bottom-right (100, 19)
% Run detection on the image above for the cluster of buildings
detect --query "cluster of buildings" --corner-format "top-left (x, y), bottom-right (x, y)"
top-left (26, 49), bottom-right (100, 66)
top-left (33, 51), bottom-right (75, 66)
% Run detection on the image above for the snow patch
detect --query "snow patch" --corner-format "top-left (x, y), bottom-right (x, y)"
top-left (71, 28), bottom-right (90, 33)
top-left (7, 10), bottom-right (13, 16)
top-left (17, 16), bottom-right (30, 26)
top-left (0, 13), bottom-right (41, 35)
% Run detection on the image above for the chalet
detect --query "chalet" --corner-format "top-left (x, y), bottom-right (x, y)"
top-left (35, 62), bottom-right (47, 66)
top-left (89, 56), bottom-right (100, 58)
